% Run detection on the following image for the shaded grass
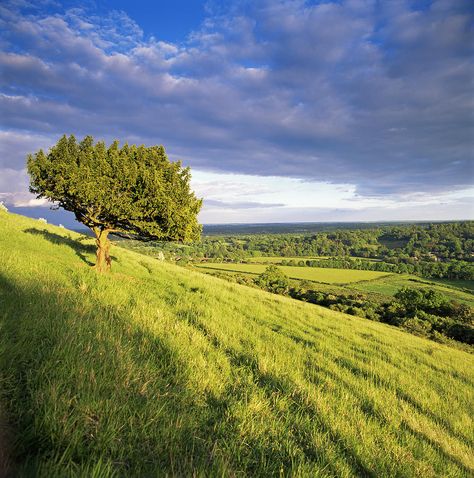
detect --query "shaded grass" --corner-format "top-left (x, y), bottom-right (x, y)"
top-left (24, 227), bottom-right (96, 266)
top-left (0, 211), bottom-right (473, 477)
top-left (424, 278), bottom-right (474, 294)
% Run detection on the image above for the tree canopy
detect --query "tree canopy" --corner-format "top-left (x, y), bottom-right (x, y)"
top-left (256, 265), bottom-right (289, 294)
top-left (27, 135), bottom-right (202, 271)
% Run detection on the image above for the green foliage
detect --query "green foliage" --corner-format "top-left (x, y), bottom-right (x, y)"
top-left (446, 323), bottom-right (474, 344)
top-left (122, 221), bottom-right (474, 280)
top-left (394, 287), bottom-right (452, 316)
top-left (195, 256), bottom-right (474, 345)
top-left (255, 265), bottom-right (289, 294)
top-left (402, 317), bottom-right (432, 335)
top-left (1, 212), bottom-right (474, 476)
top-left (27, 135), bottom-right (202, 270)
top-left (289, 283), bottom-right (474, 346)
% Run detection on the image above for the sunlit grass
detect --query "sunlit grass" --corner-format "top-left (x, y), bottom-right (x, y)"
top-left (352, 274), bottom-right (473, 305)
top-left (197, 261), bottom-right (473, 306)
top-left (0, 210), bottom-right (473, 477)
top-left (195, 262), bottom-right (391, 284)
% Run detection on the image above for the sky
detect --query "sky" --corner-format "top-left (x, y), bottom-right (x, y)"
top-left (0, 0), bottom-right (473, 226)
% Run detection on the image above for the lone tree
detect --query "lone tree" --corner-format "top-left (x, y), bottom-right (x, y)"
top-left (28, 135), bottom-right (202, 272)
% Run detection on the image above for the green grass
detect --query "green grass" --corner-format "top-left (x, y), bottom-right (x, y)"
top-left (429, 278), bottom-right (474, 294)
top-left (352, 274), bottom-right (474, 306)
top-left (247, 256), bottom-right (330, 263)
top-left (1, 210), bottom-right (473, 477)
top-left (247, 256), bottom-right (380, 263)
top-left (196, 262), bottom-right (391, 284)
top-left (199, 263), bottom-right (473, 306)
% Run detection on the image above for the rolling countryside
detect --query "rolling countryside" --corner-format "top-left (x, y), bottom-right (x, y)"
top-left (1, 211), bottom-right (473, 476)
top-left (195, 262), bottom-right (391, 284)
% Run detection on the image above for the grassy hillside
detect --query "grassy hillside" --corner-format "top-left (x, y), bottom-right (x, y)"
top-left (247, 256), bottom-right (381, 263)
top-left (0, 210), bottom-right (473, 477)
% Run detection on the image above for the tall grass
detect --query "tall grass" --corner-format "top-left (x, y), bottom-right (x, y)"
top-left (0, 211), bottom-right (473, 477)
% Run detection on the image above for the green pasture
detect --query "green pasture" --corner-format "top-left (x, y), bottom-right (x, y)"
top-left (247, 256), bottom-right (380, 263)
top-left (0, 210), bottom-right (473, 477)
top-left (196, 262), bottom-right (391, 284)
top-left (247, 256), bottom-right (329, 263)
top-left (198, 262), bottom-right (473, 306)
top-left (351, 274), bottom-right (474, 306)
top-left (429, 278), bottom-right (474, 293)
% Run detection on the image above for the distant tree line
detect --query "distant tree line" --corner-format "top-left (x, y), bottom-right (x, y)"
top-left (202, 222), bottom-right (474, 262)
top-left (121, 221), bottom-right (474, 281)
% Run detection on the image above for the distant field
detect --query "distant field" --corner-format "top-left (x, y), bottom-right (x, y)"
top-left (351, 274), bottom-right (474, 305)
top-left (196, 263), bottom-right (391, 284)
top-left (1, 212), bottom-right (474, 477)
top-left (430, 278), bottom-right (474, 293)
top-left (197, 263), bottom-right (474, 306)
top-left (247, 256), bottom-right (329, 263)
top-left (247, 256), bottom-right (381, 263)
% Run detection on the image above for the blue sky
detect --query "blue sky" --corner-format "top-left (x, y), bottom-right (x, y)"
top-left (0, 0), bottom-right (473, 225)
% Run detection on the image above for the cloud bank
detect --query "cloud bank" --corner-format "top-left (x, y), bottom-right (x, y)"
top-left (0, 0), bottom-right (473, 219)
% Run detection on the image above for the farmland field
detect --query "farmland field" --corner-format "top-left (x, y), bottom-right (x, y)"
top-left (196, 262), bottom-right (391, 284)
top-left (247, 255), bottom-right (381, 263)
top-left (429, 278), bottom-right (474, 293)
top-left (351, 274), bottom-right (474, 305)
top-left (197, 262), bottom-right (474, 306)
top-left (247, 256), bottom-right (328, 263)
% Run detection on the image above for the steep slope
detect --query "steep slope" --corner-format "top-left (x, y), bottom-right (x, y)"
top-left (0, 210), bottom-right (473, 477)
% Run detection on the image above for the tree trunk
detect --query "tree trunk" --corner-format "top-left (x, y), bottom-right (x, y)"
top-left (94, 229), bottom-right (111, 272)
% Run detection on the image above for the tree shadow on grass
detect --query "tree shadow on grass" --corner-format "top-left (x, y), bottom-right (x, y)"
top-left (0, 273), bottom-right (239, 476)
top-left (4, 269), bottom-right (466, 477)
top-left (176, 306), bottom-right (474, 477)
top-left (23, 228), bottom-right (96, 266)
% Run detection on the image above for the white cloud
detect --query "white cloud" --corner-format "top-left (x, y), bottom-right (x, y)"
top-left (0, 0), bottom-right (472, 222)
top-left (11, 196), bottom-right (49, 207)
top-left (192, 169), bottom-right (474, 222)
